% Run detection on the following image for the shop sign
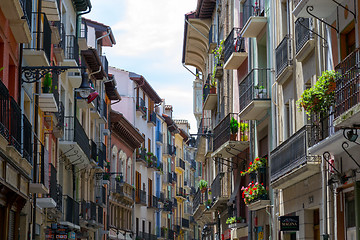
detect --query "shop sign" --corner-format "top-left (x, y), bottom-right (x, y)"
top-left (280, 216), bottom-right (299, 231)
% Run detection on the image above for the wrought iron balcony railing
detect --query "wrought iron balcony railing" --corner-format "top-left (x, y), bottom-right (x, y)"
top-left (90, 140), bottom-right (97, 161)
top-left (167, 144), bottom-right (176, 155)
top-left (49, 163), bottom-right (62, 212)
top-left (176, 187), bottom-right (186, 198)
top-left (61, 116), bottom-right (90, 159)
top-left (156, 130), bottom-right (163, 143)
top-left (9, 97), bottom-right (21, 153)
top-left (176, 158), bottom-right (185, 170)
top-left (182, 218), bottom-right (190, 228)
top-left (239, 68), bottom-right (271, 111)
top-left (224, 27), bottom-right (245, 64)
top-left (213, 113), bottom-right (249, 151)
top-left (148, 110), bottom-right (156, 125)
top-left (135, 189), bottom-right (147, 205)
top-left (242, 0), bottom-right (265, 27)
top-left (211, 172), bottom-right (230, 201)
top-left (65, 35), bottom-right (79, 64)
top-left (26, 12), bottom-right (52, 61)
top-left (100, 55), bottom-right (108, 78)
top-left (276, 35), bottom-right (292, 77)
top-left (64, 195), bottom-right (80, 226)
top-left (295, 18), bottom-right (313, 54)
top-left (136, 96), bottom-right (147, 113)
top-left (97, 142), bottom-right (106, 168)
top-left (172, 172), bottom-right (177, 183)
top-left (136, 147), bottom-right (147, 163)
top-left (270, 126), bottom-right (321, 182)
top-left (335, 48), bottom-right (360, 118)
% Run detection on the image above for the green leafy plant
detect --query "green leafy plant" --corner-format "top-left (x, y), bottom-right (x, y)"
top-left (0, 67), bottom-right (4, 72)
top-left (230, 117), bottom-right (239, 135)
top-left (297, 70), bottom-right (339, 116)
top-left (241, 157), bottom-right (267, 176)
top-left (42, 73), bottom-right (52, 93)
top-left (241, 182), bottom-right (267, 205)
top-left (198, 179), bottom-right (208, 190)
top-left (226, 217), bottom-right (236, 225)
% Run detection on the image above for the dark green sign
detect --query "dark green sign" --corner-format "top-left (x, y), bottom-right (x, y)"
top-left (280, 216), bottom-right (299, 231)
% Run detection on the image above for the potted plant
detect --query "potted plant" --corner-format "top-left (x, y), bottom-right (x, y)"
top-left (241, 182), bottom-right (267, 205)
top-left (115, 175), bottom-right (123, 183)
top-left (42, 73), bottom-right (52, 93)
top-left (230, 117), bottom-right (239, 140)
top-left (210, 78), bottom-right (217, 94)
top-left (226, 216), bottom-right (236, 225)
top-left (297, 70), bottom-right (339, 117)
top-left (240, 157), bottom-right (267, 176)
top-left (198, 179), bottom-right (208, 193)
top-left (255, 85), bottom-right (266, 98)
top-left (239, 122), bottom-right (248, 141)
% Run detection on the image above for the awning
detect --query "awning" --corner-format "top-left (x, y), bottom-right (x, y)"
top-left (228, 175), bottom-right (241, 206)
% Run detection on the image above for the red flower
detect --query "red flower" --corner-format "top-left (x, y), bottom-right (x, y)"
top-left (249, 162), bottom-right (252, 165)
top-left (249, 190), bottom-right (252, 195)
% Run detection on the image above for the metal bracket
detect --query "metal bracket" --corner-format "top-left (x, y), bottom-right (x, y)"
top-left (297, 17), bottom-right (328, 48)
top-left (332, 0), bottom-right (356, 22)
top-left (306, 6), bottom-right (339, 33)
top-left (323, 151), bottom-right (342, 175)
top-left (342, 141), bottom-right (360, 169)
top-left (21, 66), bottom-right (86, 83)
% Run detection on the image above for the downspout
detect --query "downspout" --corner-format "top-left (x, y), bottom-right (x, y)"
top-left (96, 27), bottom-right (112, 52)
top-left (75, 1), bottom-right (92, 40)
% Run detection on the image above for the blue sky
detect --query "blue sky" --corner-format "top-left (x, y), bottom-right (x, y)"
top-left (87, 0), bottom-right (198, 132)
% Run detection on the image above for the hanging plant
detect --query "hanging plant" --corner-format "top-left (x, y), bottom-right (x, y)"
top-left (241, 157), bottom-right (267, 176)
top-left (198, 179), bottom-right (208, 191)
top-left (241, 182), bottom-right (267, 205)
top-left (297, 70), bottom-right (339, 116)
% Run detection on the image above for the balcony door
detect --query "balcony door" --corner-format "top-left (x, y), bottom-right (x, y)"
top-left (148, 178), bottom-right (153, 206)
top-left (135, 171), bottom-right (141, 202)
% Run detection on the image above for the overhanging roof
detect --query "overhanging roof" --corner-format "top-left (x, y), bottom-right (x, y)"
top-left (105, 75), bottom-right (121, 101)
top-left (162, 114), bottom-right (179, 133)
top-left (111, 111), bottom-right (144, 149)
top-left (129, 72), bottom-right (162, 104)
top-left (182, 12), bottom-right (211, 73)
top-left (196, 0), bottom-right (216, 19)
top-left (82, 17), bottom-right (116, 46)
top-left (81, 48), bottom-right (107, 79)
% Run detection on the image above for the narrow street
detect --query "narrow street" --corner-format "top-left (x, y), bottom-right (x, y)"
top-left (0, 0), bottom-right (359, 240)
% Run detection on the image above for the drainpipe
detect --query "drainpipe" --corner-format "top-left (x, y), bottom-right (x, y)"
top-left (75, 0), bottom-right (92, 40)
top-left (96, 27), bottom-right (112, 52)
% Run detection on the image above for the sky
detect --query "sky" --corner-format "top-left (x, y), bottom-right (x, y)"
top-left (87, 0), bottom-right (198, 133)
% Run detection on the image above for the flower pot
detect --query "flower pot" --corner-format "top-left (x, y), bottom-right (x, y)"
top-left (201, 188), bottom-right (206, 193)
top-left (240, 134), bottom-right (248, 141)
top-left (230, 133), bottom-right (237, 141)
top-left (42, 86), bottom-right (50, 93)
top-left (210, 87), bottom-right (216, 94)
top-left (327, 81), bottom-right (336, 93)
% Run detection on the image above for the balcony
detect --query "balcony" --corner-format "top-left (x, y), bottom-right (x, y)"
top-left (203, 75), bottom-right (217, 111)
top-left (39, 73), bottom-right (59, 112)
top-left (167, 144), bottom-right (176, 156)
top-left (292, 0), bottom-right (341, 18)
top-left (276, 35), bottom-right (293, 83)
top-left (239, 69), bottom-right (271, 120)
top-left (0, 0), bottom-right (32, 43)
top-left (95, 186), bottom-right (106, 206)
top-left (195, 117), bottom-right (212, 160)
top-left (224, 28), bottom-right (247, 70)
top-left (148, 195), bottom-right (159, 208)
top-left (176, 158), bottom-right (185, 171)
top-left (100, 55), bottom-right (109, 78)
top-left (112, 180), bottom-right (134, 203)
top-left (241, 0), bottom-right (267, 38)
top-left (29, 142), bottom-right (49, 194)
top-left (64, 35), bottom-right (80, 66)
top-left (212, 113), bottom-right (249, 158)
top-left (334, 48), bottom-right (360, 128)
top-left (210, 172), bottom-right (231, 210)
top-left (22, 114), bottom-right (33, 164)
top-left (53, 21), bottom-right (65, 62)
top-left (148, 110), bottom-right (156, 126)
top-left (176, 187), bottom-right (186, 200)
top-left (192, 189), bottom-right (212, 224)
top-left (173, 197), bottom-right (178, 208)
top-left (46, 164), bottom-right (62, 212)
top-left (247, 194), bottom-right (271, 211)
top-left (61, 195), bottom-right (80, 229)
top-left (270, 126), bottom-right (321, 189)
top-left (156, 131), bottom-right (163, 144)
top-left (164, 172), bottom-right (173, 185)
top-left (90, 96), bottom-right (102, 120)
top-left (136, 148), bottom-right (147, 164)
top-left (23, 12), bottom-right (51, 66)
top-left (208, 25), bottom-right (217, 52)
top-left (90, 140), bottom-right (98, 162)
top-left (9, 97), bottom-right (22, 155)
top-left (182, 218), bottom-right (190, 229)
top-left (59, 116), bottom-right (90, 167)
top-left (136, 96), bottom-right (147, 117)
top-left (135, 189), bottom-right (147, 205)
top-left (97, 142), bottom-right (106, 168)
top-left (184, 201), bottom-right (193, 216)
top-left (172, 172), bottom-right (177, 183)
top-left (295, 18), bottom-right (315, 61)
top-left (78, 19), bottom-right (88, 50)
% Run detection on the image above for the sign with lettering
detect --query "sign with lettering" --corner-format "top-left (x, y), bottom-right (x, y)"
top-left (280, 216), bottom-right (299, 231)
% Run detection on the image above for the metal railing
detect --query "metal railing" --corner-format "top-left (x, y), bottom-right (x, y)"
top-left (51, 72), bottom-right (60, 107)
top-left (213, 113), bottom-right (249, 151)
top-left (98, 206), bottom-right (103, 224)
top-left (276, 35), bottom-right (292, 77)
top-left (9, 97), bottom-right (21, 153)
top-left (136, 97), bottom-right (146, 113)
top-left (295, 18), bottom-right (313, 53)
top-left (239, 68), bottom-right (271, 112)
top-left (308, 112), bottom-right (336, 147)
top-left (90, 140), bottom-right (97, 161)
top-left (156, 131), bottom-right (163, 143)
top-left (203, 75), bottom-right (213, 103)
top-left (167, 144), bottom-right (176, 155)
top-left (64, 195), bottom-right (79, 226)
top-left (136, 147), bottom-right (147, 163)
top-left (242, 0), bottom-right (265, 27)
top-left (196, 117), bottom-right (211, 147)
top-left (54, 102), bottom-right (64, 130)
top-left (19, 0), bottom-right (32, 27)
top-left (176, 158), bottom-right (185, 170)
top-left (211, 172), bottom-right (230, 200)
top-left (173, 197), bottom-right (178, 208)
top-left (49, 163), bottom-right (62, 212)
top-left (65, 35), bottom-right (79, 65)
top-left (172, 172), bottom-right (177, 183)
top-left (136, 189), bottom-right (147, 205)
top-left (97, 142), bottom-right (106, 168)
top-left (100, 55), bottom-right (108, 77)
top-left (26, 12), bottom-right (51, 61)
top-left (23, 114), bottom-right (32, 163)
top-left (335, 48), bottom-right (360, 118)
top-left (270, 126), bottom-right (321, 182)
top-left (148, 110), bottom-right (156, 125)
top-left (53, 21), bottom-right (65, 50)
top-left (0, 80), bottom-right (9, 140)
top-left (62, 116), bottom-right (90, 159)
top-left (80, 19), bottom-right (88, 39)
top-left (166, 172), bottom-right (173, 184)
top-left (224, 27), bottom-right (245, 64)
top-left (182, 218), bottom-right (190, 228)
